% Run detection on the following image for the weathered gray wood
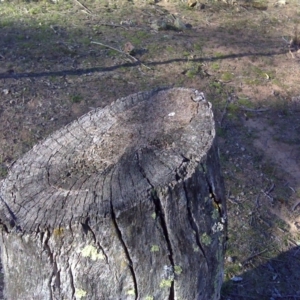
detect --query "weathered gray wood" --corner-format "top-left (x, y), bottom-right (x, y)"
top-left (0, 88), bottom-right (226, 300)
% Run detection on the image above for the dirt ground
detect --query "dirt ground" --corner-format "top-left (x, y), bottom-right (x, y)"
top-left (0, 0), bottom-right (300, 299)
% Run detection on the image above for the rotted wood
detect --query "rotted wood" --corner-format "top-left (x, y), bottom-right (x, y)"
top-left (0, 87), bottom-right (226, 300)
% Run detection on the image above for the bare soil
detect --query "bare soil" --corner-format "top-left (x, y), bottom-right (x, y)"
top-left (0, 0), bottom-right (300, 299)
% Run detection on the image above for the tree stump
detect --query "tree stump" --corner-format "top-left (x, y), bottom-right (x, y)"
top-left (0, 88), bottom-right (226, 300)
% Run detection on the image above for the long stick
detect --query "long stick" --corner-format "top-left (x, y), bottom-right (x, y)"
top-left (241, 249), bottom-right (267, 265)
top-left (91, 41), bottom-right (138, 62)
top-left (99, 23), bottom-right (128, 30)
top-left (240, 106), bottom-right (269, 112)
top-left (91, 41), bottom-right (151, 69)
top-left (74, 0), bottom-right (92, 14)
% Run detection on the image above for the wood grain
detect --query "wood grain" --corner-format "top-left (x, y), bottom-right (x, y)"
top-left (0, 88), bottom-right (226, 300)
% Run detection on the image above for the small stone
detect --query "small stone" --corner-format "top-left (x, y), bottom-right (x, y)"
top-left (277, 0), bottom-right (286, 6)
top-left (191, 90), bottom-right (205, 102)
top-left (227, 256), bottom-right (233, 263)
top-left (151, 20), bottom-right (167, 31)
top-left (231, 276), bottom-right (243, 282)
top-left (173, 17), bottom-right (187, 31)
top-left (3, 89), bottom-right (10, 95)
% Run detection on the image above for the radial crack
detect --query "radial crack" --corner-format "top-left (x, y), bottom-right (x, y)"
top-left (110, 200), bottom-right (138, 300)
top-left (136, 150), bottom-right (175, 299)
top-left (68, 265), bottom-right (75, 298)
top-left (151, 190), bottom-right (175, 300)
top-left (200, 163), bottom-right (223, 219)
top-left (182, 180), bottom-right (208, 263)
top-left (42, 229), bottom-right (57, 300)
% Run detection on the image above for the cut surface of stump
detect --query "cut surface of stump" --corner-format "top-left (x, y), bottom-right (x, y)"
top-left (0, 88), bottom-right (226, 300)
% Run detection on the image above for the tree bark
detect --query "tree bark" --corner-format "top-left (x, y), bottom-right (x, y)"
top-left (0, 87), bottom-right (226, 300)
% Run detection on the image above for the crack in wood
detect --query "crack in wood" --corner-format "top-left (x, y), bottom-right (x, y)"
top-left (41, 228), bottom-right (59, 300)
top-left (151, 189), bottom-right (175, 300)
top-left (80, 218), bottom-right (109, 264)
top-left (136, 149), bottom-right (176, 299)
top-left (109, 200), bottom-right (138, 300)
top-left (200, 163), bottom-right (224, 220)
top-left (68, 265), bottom-right (75, 299)
top-left (109, 167), bottom-right (138, 299)
top-left (0, 194), bottom-right (18, 231)
top-left (0, 88), bottom-right (225, 299)
top-left (182, 179), bottom-right (208, 263)
top-left (50, 259), bottom-right (61, 299)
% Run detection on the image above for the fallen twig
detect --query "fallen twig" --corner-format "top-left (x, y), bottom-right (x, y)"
top-left (262, 182), bottom-right (275, 204)
top-left (73, 0), bottom-right (92, 14)
top-left (288, 238), bottom-right (298, 246)
top-left (239, 106), bottom-right (269, 112)
top-left (99, 23), bottom-right (128, 30)
top-left (265, 182), bottom-right (275, 194)
top-left (292, 200), bottom-right (300, 211)
top-left (228, 197), bottom-right (239, 205)
top-left (282, 36), bottom-right (290, 45)
top-left (241, 249), bottom-right (268, 266)
top-left (91, 41), bottom-right (151, 70)
top-left (262, 191), bottom-right (274, 203)
top-left (91, 41), bottom-right (138, 61)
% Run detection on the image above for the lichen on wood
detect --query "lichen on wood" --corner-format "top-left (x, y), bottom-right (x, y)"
top-left (0, 87), bottom-right (226, 300)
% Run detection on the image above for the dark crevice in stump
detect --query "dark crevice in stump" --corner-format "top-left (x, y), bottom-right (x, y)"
top-left (110, 198), bottom-right (139, 300)
top-left (183, 180), bottom-right (208, 262)
top-left (0, 87), bottom-right (227, 300)
top-left (151, 190), bottom-right (175, 300)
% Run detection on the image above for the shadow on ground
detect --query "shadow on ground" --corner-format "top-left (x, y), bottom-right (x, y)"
top-left (221, 246), bottom-right (300, 300)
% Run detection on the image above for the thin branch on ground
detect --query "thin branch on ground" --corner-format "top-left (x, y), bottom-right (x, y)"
top-left (228, 197), bottom-right (239, 205)
top-left (91, 41), bottom-right (151, 70)
top-left (239, 106), bottom-right (269, 112)
top-left (241, 249), bottom-right (268, 266)
top-left (261, 182), bottom-right (275, 203)
top-left (292, 200), bottom-right (300, 211)
top-left (99, 23), bottom-right (128, 30)
top-left (262, 191), bottom-right (274, 202)
top-left (73, 0), bottom-right (93, 14)
top-left (265, 182), bottom-right (275, 194)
